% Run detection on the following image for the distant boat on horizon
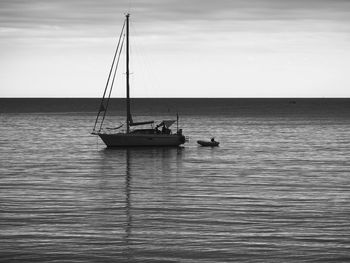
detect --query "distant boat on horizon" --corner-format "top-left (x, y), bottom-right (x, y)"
top-left (92, 14), bottom-right (187, 147)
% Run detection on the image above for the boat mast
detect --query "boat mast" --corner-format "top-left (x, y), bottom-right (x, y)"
top-left (126, 13), bottom-right (131, 133)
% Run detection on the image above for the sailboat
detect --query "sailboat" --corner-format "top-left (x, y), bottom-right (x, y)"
top-left (92, 14), bottom-right (187, 147)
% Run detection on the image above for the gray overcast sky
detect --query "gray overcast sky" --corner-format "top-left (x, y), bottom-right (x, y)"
top-left (1, 0), bottom-right (350, 97)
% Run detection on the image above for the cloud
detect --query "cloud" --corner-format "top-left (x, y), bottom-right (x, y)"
top-left (1, 0), bottom-right (349, 59)
top-left (136, 0), bottom-right (350, 22)
top-left (1, 0), bottom-right (349, 33)
top-left (1, 1), bottom-right (350, 97)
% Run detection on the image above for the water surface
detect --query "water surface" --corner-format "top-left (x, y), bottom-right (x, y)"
top-left (0, 99), bottom-right (350, 262)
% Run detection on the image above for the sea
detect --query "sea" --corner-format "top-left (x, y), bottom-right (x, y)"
top-left (0, 98), bottom-right (349, 262)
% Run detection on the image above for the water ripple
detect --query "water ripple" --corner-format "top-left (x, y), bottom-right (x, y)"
top-left (0, 113), bottom-right (349, 262)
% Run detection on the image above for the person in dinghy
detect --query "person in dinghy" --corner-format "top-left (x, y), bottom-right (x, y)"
top-left (197, 137), bottom-right (220, 147)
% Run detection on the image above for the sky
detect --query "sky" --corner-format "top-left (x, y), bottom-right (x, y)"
top-left (0, 0), bottom-right (349, 97)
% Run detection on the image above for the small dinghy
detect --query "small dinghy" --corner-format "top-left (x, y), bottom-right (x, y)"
top-left (197, 138), bottom-right (219, 147)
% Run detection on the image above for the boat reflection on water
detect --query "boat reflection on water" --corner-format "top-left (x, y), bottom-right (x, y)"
top-left (124, 148), bottom-right (132, 261)
top-left (98, 146), bottom-right (184, 259)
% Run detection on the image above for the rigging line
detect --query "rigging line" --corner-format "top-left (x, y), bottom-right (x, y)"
top-left (99, 33), bottom-right (126, 132)
top-left (92, 20), bottom-right (126, 132)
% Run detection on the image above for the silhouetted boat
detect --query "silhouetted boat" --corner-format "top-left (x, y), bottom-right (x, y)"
top-left (92, 14), bottom-right (186, 147)
top-left (197, 138), bottom-right (219, 147)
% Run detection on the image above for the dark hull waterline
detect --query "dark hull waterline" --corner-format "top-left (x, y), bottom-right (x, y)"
top-left (99, 133), bottom-right (186, 147)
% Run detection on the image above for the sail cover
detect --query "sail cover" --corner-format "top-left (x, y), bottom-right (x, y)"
top-left (130, 120), bottom-right (154, 126)
top-left (157, 120), bottom-right (176, 128)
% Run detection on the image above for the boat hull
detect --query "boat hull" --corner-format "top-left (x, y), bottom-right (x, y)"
top-left (197, 140), bottom-right (219, 147)
top-left (99, 133), bottom-right (186, 147)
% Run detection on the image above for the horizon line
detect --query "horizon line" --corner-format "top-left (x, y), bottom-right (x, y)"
top-left (1, 97), bottom-right (349, 99)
